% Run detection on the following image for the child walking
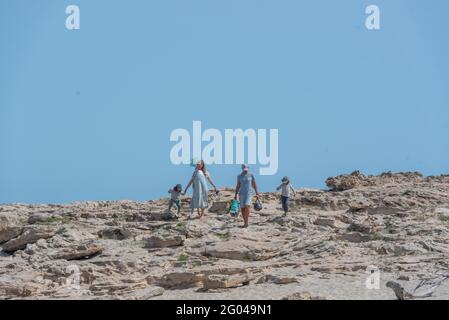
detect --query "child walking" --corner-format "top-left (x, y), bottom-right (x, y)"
top-left (276, 177), bottom-right (296, 215)
top-left (168, 184), bottom-right (182, 214)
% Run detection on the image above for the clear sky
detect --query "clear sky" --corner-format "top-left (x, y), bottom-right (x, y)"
top-left (1, 0), bottom-right (448, 204)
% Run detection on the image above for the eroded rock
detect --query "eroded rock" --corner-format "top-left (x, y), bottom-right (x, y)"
top-left (0, 213), bottom-right (23, 244)
top-left (203, 273), bottom-right (254, 290)
top-left (98, 228), bottom-right (132, 240)
top-left (337, 232), bottom-right (371, 243)
top-left (51, 241), bottom-right (103, 260)
top-left (155, 272), bottom-right (204, 289)
top-left (145, 235), bottom-right (185, 248)
top-left (2, 226), bottom-right (55, 252)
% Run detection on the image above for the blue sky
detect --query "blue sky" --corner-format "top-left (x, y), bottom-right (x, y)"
top-left (1, 0), bottom-right (448, 203)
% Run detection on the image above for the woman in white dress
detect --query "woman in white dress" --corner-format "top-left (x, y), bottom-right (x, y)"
top-left (183, 160), bottom-right (218, 218)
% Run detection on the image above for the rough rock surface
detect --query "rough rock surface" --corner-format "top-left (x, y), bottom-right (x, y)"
top-left (50, 241), bottom-right (103, 261)
top-left (1, 172), bottom-right (449, 300)
top-left (0, 213), bottom-right (23, 243)
top-left (2, 226), bottom-right (56, 252)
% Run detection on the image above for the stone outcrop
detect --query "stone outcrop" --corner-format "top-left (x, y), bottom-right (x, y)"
top-left (2, 226), bottom-right (55, 252)
top-left (50, 241), bottom-right (103, 260)
top-left (326, 171), bottom-right (424, 191)
top-left (98, 228), bottom-right (132, 240)
top-left (1, 171), bottom-right (449, 300)
top-left (145, 235), bottom-right (185, 248)
top-left (202, 273), bottom-right (254, 290)
top-left (0, 213), bottom-right (23, 243)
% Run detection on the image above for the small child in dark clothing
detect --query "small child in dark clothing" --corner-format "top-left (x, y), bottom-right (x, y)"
top-left (276, 176), bottom-right (296, 215)
top-left (168, 184), bottom-right (182, 214)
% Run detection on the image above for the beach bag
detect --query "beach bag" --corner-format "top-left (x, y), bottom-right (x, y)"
top-left (228, 199), bottom-right (240, 217)
top-left (253, 197), bottom-right (262, 211)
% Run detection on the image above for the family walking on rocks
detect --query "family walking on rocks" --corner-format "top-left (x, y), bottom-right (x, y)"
top-left (167, 160), bottom-right (296, 228)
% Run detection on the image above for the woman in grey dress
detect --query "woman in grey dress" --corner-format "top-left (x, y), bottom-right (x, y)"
top-left (183, 160), bottom-right (218, 218)
top-left (234, 164), bottom-right (260, 228)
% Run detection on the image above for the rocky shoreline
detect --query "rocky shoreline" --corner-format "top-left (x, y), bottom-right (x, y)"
top-left (1, 171), bottom-right (449, 300)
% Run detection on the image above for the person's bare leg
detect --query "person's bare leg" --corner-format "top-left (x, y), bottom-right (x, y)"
top-left (242, 206), bottom-right (249, 227)
top-left (199, 208), bottom-right (205, 218)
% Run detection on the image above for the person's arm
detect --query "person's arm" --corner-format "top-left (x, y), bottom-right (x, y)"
top-left (183, 174), bottom-right (194, 195)
top-left (234, 179), bottom-right (241, 200)
top-left (206, 172), bottom-right (218, 193)
top-left (252, 175), bottom-right (260, 196)
top-left (276, 184), bottom-right (282, 191)
top-left (290, 184), bottom-right (296, 196)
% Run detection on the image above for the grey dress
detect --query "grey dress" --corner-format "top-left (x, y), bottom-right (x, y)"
top-left (190, 169), bottom-right (209, 210)
top-left (238, 172), bottom-right (255, 207)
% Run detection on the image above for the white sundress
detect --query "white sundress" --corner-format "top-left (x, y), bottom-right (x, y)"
top-left (190, 169), bottom-right (209, 210)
